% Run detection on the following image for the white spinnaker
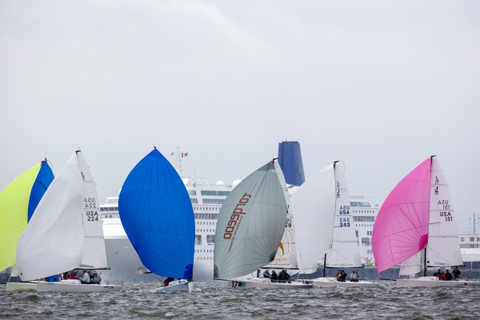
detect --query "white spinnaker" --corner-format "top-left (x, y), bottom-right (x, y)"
top-left (77, 152), bottom-right (108, 269)
top-left (326, 163), bottom-right (361, 268)
top-left (426, 158), bottom-right (463, 267)
top-left (17, 153), bottom-right (85, 281)
top-left (213, 161), bottom-right (288, 279)
top-left (399, 251), bottom-right (422, 276)
top-left (292, 164), bottom-right (336, 274)
top-left (264, 162), bottom-right (297, 270)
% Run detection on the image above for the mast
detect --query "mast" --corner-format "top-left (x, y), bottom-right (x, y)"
top-left (423, 248), bottom-right (427, 277)
top-left (323, 253), bottom-right (327, 278)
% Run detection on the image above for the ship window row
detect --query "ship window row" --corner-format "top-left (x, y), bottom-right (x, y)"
top-left (194, 206), bottom-right (220, 211)
top-left (350, 202), bottom-right (371, 207)
top-left (197, 257), bottom-right (213, 260)
top-left (460, 244), bottom-right (479, 248)
top-left (100, 207), bottom-right (118, 212)
top-left (356, 224), bottom-right (373, 228)
top-left (353, 216), bottom-right (375, 222)
top-left (362, 237), bottom-right (371, 246)
top-left (195, 249), bottom-right (213, 253)
top-left (352, 210), bottom-right (375, 214)
top-left (195, 213), bottom-right (219, 220)
top-left (191, 199), bottom-right (198, 204)
top-left (188, 190), bottom-right (197, 195)
top-left (200, 190), bottom-right (231, 196)
top-left (195, 234), bottom-right (215, 245)
top-left (197, 221), bottom-right (216, 225)
top-left (460, 237), bottom-right (480, 242)
top-left (203, 199), bottom-right (225, 204)
top-left (196, 229), bottom-right (215, 233)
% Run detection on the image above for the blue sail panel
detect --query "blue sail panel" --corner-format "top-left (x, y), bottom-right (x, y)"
top-left (119, 149), bottom-right (195, 280)
top-left (28, 161), bottom-right (54, 222)
top-left (278, 141), bottom-right (305, 186)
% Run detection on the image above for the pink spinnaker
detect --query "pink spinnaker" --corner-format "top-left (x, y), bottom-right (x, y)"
top-left (372, 158), bottom-right (431, 275)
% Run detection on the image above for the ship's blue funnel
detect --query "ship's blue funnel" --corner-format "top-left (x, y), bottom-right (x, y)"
top-left (278, 141), bottom-right (305, 186)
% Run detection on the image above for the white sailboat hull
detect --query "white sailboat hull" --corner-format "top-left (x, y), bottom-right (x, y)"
top-left (227, 278), bottom-right (313, 289)
top-left (396, 276), bottom-right (480, 288)
top-left (157, 280), bottom-right (193, 293)
top-left (5, 281), bottom-right (39, 292)
top-left (311, 277), bottom-right (378, 288)
top-left (37, 280), bottom-right (121, 292)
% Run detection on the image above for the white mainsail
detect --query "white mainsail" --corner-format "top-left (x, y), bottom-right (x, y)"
top-left (292, 164), bottom-right (336, 274)
top-left (426, 158), bottom-right (463, 267)
top-left (326, 163), bottom-right (361, 268)
top-left (77, 152), bottom-right (108, 269)
top-left (17, 153), bottom-right (85, 281)
top-left (214, 161), bottom-right (288, 279)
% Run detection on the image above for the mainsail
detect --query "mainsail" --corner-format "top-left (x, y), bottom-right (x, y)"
top-left (17, 153), bottom-right (85, 281)
top-left (292, 164), bottom-right (336, 274)
top-left (426, 158), bottom-right (463, 267)
top-left (118, 148), bottom-right (195, 280)
top-left (0, 161), bottom-right (53, 273)
top-left (214, 161), bottom-right (288, 279)
top-left (77, 152), bottom-right (108, 269)
top-left (326, 163), bottom-right (361, 267)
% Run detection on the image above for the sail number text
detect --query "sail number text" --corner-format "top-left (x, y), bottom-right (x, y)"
top-left (86, 210), bottom-right (99, 221)
top-left (84, 197), bottom-right (97, 208)
top-left (440, 211), bottom-right (453, 222)
top-left (339, 217), bottom-right (351, 228)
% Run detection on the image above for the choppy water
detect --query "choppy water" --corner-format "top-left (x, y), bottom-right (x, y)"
top-left (1, 281), bottom-right (479, 319)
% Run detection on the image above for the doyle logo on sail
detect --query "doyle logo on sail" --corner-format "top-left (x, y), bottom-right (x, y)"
top-left (224, 193), bottom-right (251, 240)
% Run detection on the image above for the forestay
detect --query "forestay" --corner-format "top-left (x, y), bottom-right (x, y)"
top-left (292, 164), bottom-right (336, 274)
top-left (17, 153), bottom-right (85, 281)
top-left (214, 161), bottom-right (288, 279)
top-left (119, 149), bottom-right (195, 280)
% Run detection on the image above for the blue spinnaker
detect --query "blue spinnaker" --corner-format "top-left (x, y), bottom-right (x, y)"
top-left (119, 149), bottom-right (195, 280)
top-left (28, 161), bottom-right (54, 221)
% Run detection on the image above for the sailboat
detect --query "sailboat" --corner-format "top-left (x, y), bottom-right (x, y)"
top-left (261, 141), bottom-right (304, 274)
top-left (15, 151), bottom-right (121, 292)
top-left (1, 160), bottom-right (54, 291)
top-left (372, 156), bottom-right (479, 288)
top-left (213, 159), bottom-right (312, 289)
top-left (118, 148), bottom-right (195, 293)
top-left (293, 161), bottom-right (377, 287)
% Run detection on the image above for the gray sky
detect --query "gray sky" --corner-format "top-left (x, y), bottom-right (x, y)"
top-left (1, 1), bottom-right (479, 233)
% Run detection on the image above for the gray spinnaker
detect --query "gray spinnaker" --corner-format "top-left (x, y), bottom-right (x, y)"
top-left (214, 161), bottom-right (288, 279)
